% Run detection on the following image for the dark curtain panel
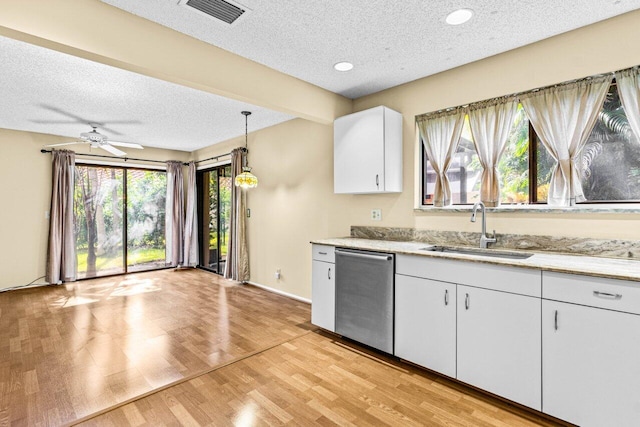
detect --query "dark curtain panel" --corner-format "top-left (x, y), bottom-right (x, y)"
top-left (183, 161), bottom-right (199, 267)
top-left (45, 150), bottom-right (76, 284)
top-left (224, 148), bottom-right (250, 282)
top-left (165, 161), bottom-right (184, 267)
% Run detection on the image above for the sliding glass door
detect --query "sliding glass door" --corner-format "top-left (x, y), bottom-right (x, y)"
top-left (75, 166), bottom-right (125, 278)
top-left (75, 165), bottom-right (167, 279)
top-left (197, 165), bottom-right (232, 274)
top-left (126, 169), bottom-right (167, 272)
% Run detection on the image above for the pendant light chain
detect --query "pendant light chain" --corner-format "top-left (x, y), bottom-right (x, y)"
top-left (244, 111), bottom-right (249, 167)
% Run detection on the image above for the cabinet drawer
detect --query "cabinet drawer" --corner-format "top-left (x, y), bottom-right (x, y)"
top-left (312, 244), bottom-right (335, 263)
top-left (543, 271), bottom-right (640, 315)
top-left (397, 254), bottom-right (541, 297)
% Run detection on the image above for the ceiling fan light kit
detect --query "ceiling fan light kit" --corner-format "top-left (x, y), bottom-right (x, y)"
top-left (44, 124), bottom-right (143, 157)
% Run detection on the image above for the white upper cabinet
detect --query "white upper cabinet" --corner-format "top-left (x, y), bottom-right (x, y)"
top-left (334, 106), bottom-right (402, 194)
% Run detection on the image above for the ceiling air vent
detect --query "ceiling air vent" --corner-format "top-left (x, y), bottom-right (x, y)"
top-left (178, 0), bottom-right (250, 25)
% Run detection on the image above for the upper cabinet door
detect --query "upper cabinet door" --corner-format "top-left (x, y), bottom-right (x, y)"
top-left (334, 106), bottom-right (402, 194)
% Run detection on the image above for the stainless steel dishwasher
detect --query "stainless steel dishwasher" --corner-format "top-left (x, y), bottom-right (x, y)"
top-left (335, 248), bottom-right (394, 353)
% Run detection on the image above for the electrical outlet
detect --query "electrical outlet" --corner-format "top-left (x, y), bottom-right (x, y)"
top-left (246, 208), bottom-right (251, 218)
top-left (371, 209), bottom-right (382, 221)
top-left (275, 269), bottom-right (281, 280)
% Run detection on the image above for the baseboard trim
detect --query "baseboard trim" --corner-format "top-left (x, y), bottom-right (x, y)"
top-left (0, 282), bottom-right (50, 293)
top-left (245, 281), bottom-right (311, 304)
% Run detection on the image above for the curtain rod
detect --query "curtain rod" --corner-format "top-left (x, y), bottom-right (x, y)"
top-left (416, 66), bottom-right (627, 121)
top-left (40, 147), bottom-right (246, 166)
top-left (193, 147), bottom-right (245, 164)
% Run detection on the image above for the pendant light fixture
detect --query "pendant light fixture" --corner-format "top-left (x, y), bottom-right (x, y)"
top-left (234, 111), bottom-right (258, 189)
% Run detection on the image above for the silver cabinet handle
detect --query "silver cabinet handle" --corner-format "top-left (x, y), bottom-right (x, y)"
top-left (593, 291), bottom-right (622, 300)
top-left (444, 289), bottom-right (449, 306)
top-left (554, 310), bottom-right (558, 331)
top-left (318, 251), bottom-right (328, 255)
top-left (376, 174), bottom-right (379, 189)
top-left (465, 293), bottom-right (469, 310)
top-left (328, 267), bottom-right (331, 280)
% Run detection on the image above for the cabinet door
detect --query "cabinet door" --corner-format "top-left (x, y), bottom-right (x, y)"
top-left (395, 275), bottom-right (456, 377)
top-left (311, 260), bottom-right (335, 332)
top-left (542, 300), bottom-right (640, 427)
top-left (334, 107), bottom-right (384, 194)
top-left (457, 285), bottom-right (541, 410)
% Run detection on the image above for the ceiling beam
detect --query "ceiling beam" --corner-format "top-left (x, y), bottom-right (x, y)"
top-left (0, 0), bottom-right (352, 125)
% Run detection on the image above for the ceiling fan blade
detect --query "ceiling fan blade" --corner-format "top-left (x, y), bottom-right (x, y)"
top-left (31, 119), bottom-right (85, 124)
top-left (44, 141), bottom-right (85, 147)
top-left (100, 144), bottom-right (127, 157)
top-left (39, 104), bottom-right (88, 122)
top-left (108, 141), bottom-right (144, 149)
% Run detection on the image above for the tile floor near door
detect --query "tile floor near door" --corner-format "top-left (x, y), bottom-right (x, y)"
top-left (1, 269), bottom-right (563, 426)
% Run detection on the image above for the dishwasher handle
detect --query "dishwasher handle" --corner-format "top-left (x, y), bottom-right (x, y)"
top-left (335, 249), bottom-right (392, 261)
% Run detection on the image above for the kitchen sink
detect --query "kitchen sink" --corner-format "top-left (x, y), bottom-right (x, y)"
top-left (419, 245), bottom-right (533, 260)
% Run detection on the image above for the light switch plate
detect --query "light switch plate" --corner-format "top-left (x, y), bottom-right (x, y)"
top-left (371, 209), bottom-right (382, 221)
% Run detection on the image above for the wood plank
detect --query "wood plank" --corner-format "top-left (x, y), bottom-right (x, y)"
top-left (2, 268), bottom-right (568, 426)
top-left (0, 269), bottom-right (312, 425)
top-left (80, 332), bottom-right (567, 427)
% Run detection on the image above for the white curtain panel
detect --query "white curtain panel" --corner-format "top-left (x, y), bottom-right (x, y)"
top-left (417, 108), bottom-right (465, 206)
top-left (616, 67), bottom-right (640, 142)
top-left (224, 148), bottom-right (250, 282)
top-left (520, 75), bottom-right (612, 206)
top-left (165, 161), bottom-right (184, 267)
top-left (45, 150), bottom-right (77, 284)
top-left (468, 97), bottom-right (518, 207)
top-left (182, 161), bottom-right (199, 267)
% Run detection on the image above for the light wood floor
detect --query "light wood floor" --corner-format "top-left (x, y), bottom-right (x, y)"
top-left (0, 269), bottom-right (311, 426)
top-left (1, 269), bottom-right (565, 426)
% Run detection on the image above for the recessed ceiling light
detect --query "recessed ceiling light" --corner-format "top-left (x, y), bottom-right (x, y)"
top-left (446, 8), bottom-right (474, 25)
top-left (334, 61), bottom-right (354, 72)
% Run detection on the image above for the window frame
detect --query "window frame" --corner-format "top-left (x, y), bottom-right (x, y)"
top-left (420, 82), bottom-right (640, 208)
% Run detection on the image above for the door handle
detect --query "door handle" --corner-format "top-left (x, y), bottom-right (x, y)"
top-left (465, 293), bottom-right (469, 310)
top-left (593, 290), bottom-right (622, 300)
top-left (328, 267), bottom-right (331, 280)
top-left (444, 289), bottom-right (449, 306)
top-left (376, 174), bottom-right (379, 189)
top-left (554, 310), bottom-right (558, 331)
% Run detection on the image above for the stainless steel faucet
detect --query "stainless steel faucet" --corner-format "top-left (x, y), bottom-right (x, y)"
top-left (471, 201), bottom-right (497, 249)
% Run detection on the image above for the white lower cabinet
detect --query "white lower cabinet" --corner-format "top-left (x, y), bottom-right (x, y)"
top-left (457, 285), bottom-right (542, 410)
top-left (395, 254), bottom-right (542, 411)
top-left (319, 249), bottom-right (640, 425)
top-left (395, 274), bottom-right (456, 378)
top-left (311, 259), bottom-right (335, 332)
top-left (542, 299), bottom-right (640, 426)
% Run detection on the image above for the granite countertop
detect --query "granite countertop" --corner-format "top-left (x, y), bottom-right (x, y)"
top-left (311, 237), bottom-right (640, 282)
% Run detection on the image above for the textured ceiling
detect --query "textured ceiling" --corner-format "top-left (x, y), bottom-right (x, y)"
top-left (101, 0), bottom-right (640, 99)
top-left (2, 1), bottom-right (639, 153)
top-left (0, 35), bottom-right (293, 152)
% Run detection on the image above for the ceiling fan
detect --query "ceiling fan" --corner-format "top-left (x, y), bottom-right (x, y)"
top-left (45, 123), bottom-right (144, 156)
